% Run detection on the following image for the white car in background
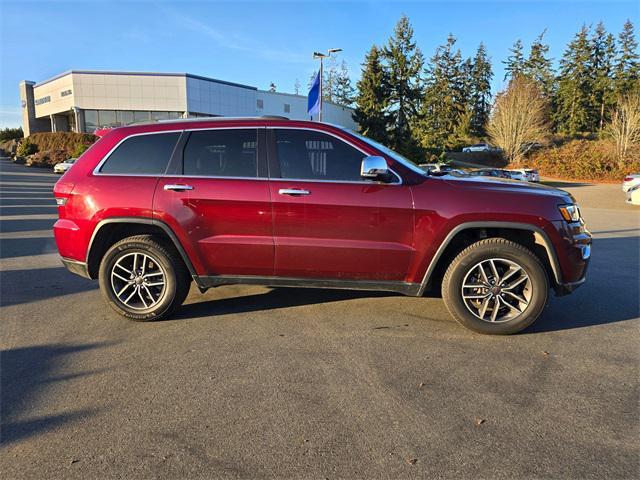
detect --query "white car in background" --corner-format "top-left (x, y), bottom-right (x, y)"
top-left (625, 183), bottom-right (640, 205)
top-left (510, 168), bottom-right (540, 182)
top-left (622, 174), bottom-right (640, 192)
top-left (462, 143), bottom-right (494, 152)
top-left (504, 170), bottom-right (528, 181)
top-left (53, 158), bottom-right (76, 174)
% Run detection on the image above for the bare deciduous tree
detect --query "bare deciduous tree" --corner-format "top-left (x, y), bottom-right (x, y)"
top-left (605, 93), bottom-right (640, 163)
top-left (487, 76), bottom-right (550, 163)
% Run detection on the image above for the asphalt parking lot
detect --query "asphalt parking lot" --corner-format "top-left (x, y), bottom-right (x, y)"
top-left (1, 157), bottom-right (638, 479)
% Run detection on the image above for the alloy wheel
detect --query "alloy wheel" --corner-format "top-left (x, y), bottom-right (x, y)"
top-left (110, 252), bottom-right (167, 310)
top-left (461, 258), bottom-right (532, 323)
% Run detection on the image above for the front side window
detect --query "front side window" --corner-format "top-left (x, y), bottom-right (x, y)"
top-left (99, 132), bottom-right (179, 175)
top-left (183, 129), bottom-right (258, 178)
top-left (274, 129), bottom-right (366, 182)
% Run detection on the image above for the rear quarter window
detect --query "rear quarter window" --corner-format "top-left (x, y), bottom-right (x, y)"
top-left (99, 132), bottom-right (180, 175)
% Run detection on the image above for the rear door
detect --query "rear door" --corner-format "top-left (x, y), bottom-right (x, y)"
top-left (154, 127), bottom-right (273, 277)
top-left (268, 128), bottom-right (414, 281)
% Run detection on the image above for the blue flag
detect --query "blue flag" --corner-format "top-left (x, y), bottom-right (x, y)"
top-left (308, 72), bottom-right (320, 116)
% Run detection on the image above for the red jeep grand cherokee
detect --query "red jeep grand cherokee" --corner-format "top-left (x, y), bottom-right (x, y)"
top-left (53, 117), bottom-right (591, 334)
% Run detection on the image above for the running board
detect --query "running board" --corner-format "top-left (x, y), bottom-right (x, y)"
top-left (194, 275), bottom-right (422, 296)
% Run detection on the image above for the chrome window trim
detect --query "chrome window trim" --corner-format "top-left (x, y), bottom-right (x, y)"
top-left (92, 129), bottom-right (186, 176)
top-left (92, 125), bottom-right (403, 185)
top-left (93, 127), bottom-right (263, 178)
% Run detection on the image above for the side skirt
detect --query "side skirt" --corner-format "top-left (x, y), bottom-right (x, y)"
top-left (194, 275), bottom-right (422, 297)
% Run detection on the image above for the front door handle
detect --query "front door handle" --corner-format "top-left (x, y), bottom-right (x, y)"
top-left (164, 184), bottom-right (194, 191)
top-left (278, 188), bottom-right (310, 196)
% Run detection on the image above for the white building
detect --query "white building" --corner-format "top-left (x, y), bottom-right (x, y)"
top-left (19, 70), bottom-right (356, 136)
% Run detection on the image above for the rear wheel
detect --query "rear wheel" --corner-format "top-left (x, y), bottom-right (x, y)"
top-left (442, 238), bottom-right (549, 335)
top-left (98, 235), bottom-right (191, 321)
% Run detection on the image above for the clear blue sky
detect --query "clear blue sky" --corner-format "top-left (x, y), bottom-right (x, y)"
top-left (0, 0), bottom-right (637, 128)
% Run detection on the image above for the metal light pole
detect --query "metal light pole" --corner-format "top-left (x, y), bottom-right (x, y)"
top-left (313, 48), bottom-right (342, 121)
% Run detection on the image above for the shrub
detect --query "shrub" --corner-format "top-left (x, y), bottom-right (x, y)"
top-left (26, 149), bottom-right (69, 168)
top-left (0, 127), bottom-right (23, 142)
top-left (17, 138), bottom-right (37, 157)
top-left (28, 132), bottom-right (97, 154)
top-left (522, 139), bottom-right (640, 181)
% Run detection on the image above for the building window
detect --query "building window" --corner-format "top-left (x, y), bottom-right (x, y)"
top-left (256, 99), bottom-right (264, 109)
top-left (116, 111), bottom-right (134, 125)
top-left (84, 110), bottom-right (98, 132)
top-left (284, 103), bottom-right (290, 114)
top-left (35, 96), bottom-right (51, 105)
top-left (61, 89), bottom-right (72, 97)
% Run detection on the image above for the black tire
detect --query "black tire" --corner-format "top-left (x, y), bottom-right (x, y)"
top-left (98, 235), bottom-right (191, 321)
top-left (442, 238), bottom-right (549, 335)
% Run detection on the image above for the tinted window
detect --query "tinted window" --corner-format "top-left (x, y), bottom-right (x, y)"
top-left (183, 129), bottom-right (258, 177)
top-left (99, 132), bottom-right (179, 175)
top-left (275, 129), bottom-right (365, 181)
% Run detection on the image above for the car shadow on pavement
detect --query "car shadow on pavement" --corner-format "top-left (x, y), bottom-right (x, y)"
top-left (0, 267), bottom-right (97, 308)
top-left (174, 287), bottom-right (398, 320)
top-left (526, 235), bottom-right (640, 333)
top-left (0, 342), bottom-right (108, 446)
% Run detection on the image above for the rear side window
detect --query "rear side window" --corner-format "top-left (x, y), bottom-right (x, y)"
top-left (99, 132), bottom-right (179, 175)
top-left (274, 129), bottom-right (365, 182)
top-left (183, 129), bottom-right (258, 177)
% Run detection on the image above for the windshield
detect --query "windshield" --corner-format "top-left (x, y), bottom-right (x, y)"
top-left (341, 128), bottom-right (427, 176)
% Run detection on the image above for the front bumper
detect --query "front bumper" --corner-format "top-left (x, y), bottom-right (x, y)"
top-left (61, 257), bottom-right (91, 279)
top-left (551, 220), bottom-right (591, 296)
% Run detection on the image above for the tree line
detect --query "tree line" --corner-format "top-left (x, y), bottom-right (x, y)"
top-left (349, 16), bottom-right (639, 160)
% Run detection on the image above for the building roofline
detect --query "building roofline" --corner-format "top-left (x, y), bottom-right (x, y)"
top-left (34, 70), bottom-right (256, 90)
top-left (257, 89), bottom-right (352, 110)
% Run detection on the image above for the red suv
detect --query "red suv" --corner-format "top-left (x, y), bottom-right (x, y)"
top-left (53, 118), bottom-right (591, 334)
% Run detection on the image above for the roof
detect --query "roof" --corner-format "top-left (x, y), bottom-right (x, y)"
top-left (33, 70), bottom-right (256, 90)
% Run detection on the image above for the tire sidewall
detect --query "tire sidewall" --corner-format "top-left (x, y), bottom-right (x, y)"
top-left (99, 240), bottom-right (178, 321)
top-left (444, 242), bottom-right (548, 335)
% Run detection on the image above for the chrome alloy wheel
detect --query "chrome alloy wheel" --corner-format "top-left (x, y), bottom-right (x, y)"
top-left (110, 252), bottom-right (166, 310)
top-left (461, 258), bottom-right (532, 323)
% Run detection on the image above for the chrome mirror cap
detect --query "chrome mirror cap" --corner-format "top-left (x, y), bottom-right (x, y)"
top-left (360, 156), bottom-right (389, 178)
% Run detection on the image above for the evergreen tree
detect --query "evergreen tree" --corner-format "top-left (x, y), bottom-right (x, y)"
top-left (353, 45), bottom-right (389, 143)
top-left (554, 25), bottom-right (593, 135)
top-left (523, 30), bottom-right (555, 98)
top-left (382, 15), bottom-right (424, 157)
top-left (503, 39), bottom-right (525, 80)
top-left (417, 34), bottom-right (466, 150)
top-left (615, 19), bottom-right (640, 96)
top-left (269, 82), bottom-right (277, 92)
top-left (590, 22), bottom-right (617, 130)
top-left (469, 42), bottom-right (493, 136)
top-left (334, 61), bottom-right (355, 107)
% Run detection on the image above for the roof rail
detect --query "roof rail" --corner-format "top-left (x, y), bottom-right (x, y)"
top-left (130, 115), bottom-right (293, 126)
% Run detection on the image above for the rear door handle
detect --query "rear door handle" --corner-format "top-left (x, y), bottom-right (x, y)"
top-left (164, 184), bottom-right (194, 191)
top-left (278, 188), bottom-right (310, 196)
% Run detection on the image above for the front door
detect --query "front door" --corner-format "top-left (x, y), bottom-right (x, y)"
top-left (154, 127), bottom-right (274, 277)
top-left (268, 128), bottom-right (414, 281)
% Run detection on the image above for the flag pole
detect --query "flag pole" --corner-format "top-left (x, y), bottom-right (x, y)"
top-left (319, 56), bottom-right (323, 122)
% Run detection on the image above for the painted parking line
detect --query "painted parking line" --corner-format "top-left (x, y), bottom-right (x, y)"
top-left (0, 230), bottom-right (54, 239)
top-left (0, 214), bottom-right (58, 221)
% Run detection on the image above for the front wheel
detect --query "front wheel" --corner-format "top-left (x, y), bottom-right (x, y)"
top-left (442, 238), bottom-right (549, 335)
top-left (98, 235), bottom-right (191, 321)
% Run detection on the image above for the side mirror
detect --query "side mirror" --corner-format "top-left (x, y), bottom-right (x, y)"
top-left (360, 156), bottom-right (390, 180)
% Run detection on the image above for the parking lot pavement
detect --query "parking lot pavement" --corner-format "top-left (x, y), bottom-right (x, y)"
top-left (1, 157), bottom-right (638, 479)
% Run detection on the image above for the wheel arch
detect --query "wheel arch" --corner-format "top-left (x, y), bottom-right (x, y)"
top-left (418, 221), bottom-right (562, 296)
top-left (86, 217), bottom-right (197, 279)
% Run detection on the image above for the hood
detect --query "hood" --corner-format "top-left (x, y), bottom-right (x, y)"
top-left (440, 174), bottom-right (575, 202)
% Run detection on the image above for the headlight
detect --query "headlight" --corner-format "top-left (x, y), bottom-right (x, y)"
top-left (558, 204), bottom-right (581, 222)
